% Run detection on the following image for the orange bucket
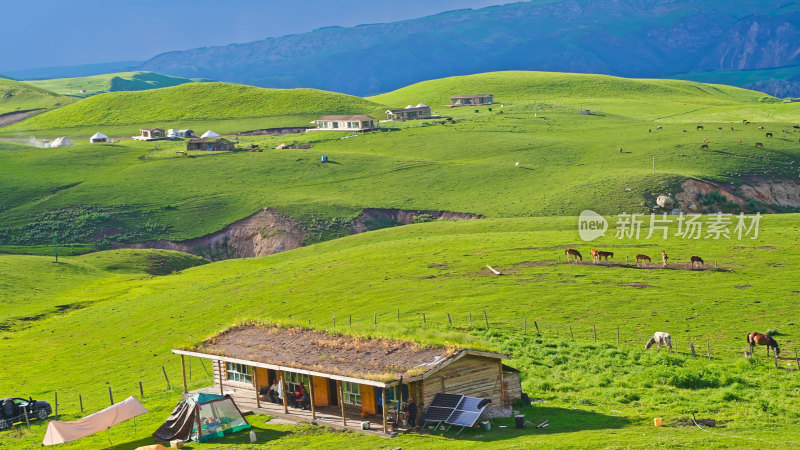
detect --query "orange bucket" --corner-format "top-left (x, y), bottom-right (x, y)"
top-left (654, 418), bottom-right (663, 427)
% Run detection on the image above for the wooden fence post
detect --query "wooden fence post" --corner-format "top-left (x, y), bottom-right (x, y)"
top-left (54, 392), bottom-right (58, 417)
top-left (534, 321), bottom-right (540, 334)
top-left (484, 310), bottom-right (489, 328)
top-left (617, 327), bottom-right (620, 346)
top-left (108, 386), bottom-right (114, 405)
top-left (593, 325), bottom-right (597, 343)
top-left (447, 313), bottom-right (452, 326)
top-left (524, 317), bottom-right (527, 333)
top-left (795, 349), bottom-right (800, 371)
top-left (162, 365), bottom-right (172, 390)
top-left (706, 339), bottom-right (711, 359)
top-left (79, 394), bottom-right (83, 413)
top-left (139, 381), bottom-right (144, 398)
top-left (374, 312), bottom-right (377, 326)
top-left (422, 313), bottom-right (426, 327)
top-left (469, 313), bottom-right (472, 327)
top-left (349, 315), bottom-right (352, 327)
top-left (570, 326), bottom-right (574, 340)
top-left (690, 342), bottom-right (696, 357)
top-left (397, 309), bottom-right (400, 323)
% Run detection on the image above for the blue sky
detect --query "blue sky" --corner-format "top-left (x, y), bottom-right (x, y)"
top-left (1, 0), bottom-right (514, 72)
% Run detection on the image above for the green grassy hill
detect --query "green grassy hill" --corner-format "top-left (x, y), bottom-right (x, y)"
top-left (0, 72), bottom-right (798, 249)
top-left (0, 78), bottom-right (69, 115)
top-left (2, 217), bottom-right (800, 447)
top-left (4, 82), bottom-right (385, 135)
top-left (25, 71), bottom-right (200, 98)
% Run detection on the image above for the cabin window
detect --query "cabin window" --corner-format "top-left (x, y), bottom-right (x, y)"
top-left (226, 363), bottom-right (252, 384)
top-left (341, 381), bottom-right (361, 405)
top-left (285, 372), bottom-right (308, 392)
top-left (333, 122), bottom-right (339, 129)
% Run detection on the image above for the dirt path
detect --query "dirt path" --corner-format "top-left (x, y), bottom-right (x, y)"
top-left (0, 109), bottom-right (44, 128)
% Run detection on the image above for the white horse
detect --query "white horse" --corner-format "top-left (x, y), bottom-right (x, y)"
top-left (645, 332), bottom-right (672, 353)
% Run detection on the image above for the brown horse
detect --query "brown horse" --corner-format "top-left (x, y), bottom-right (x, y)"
top-left (661, 250), bottom-right (668, 267)
top-left (700, 144), bottom-right (709, 150)
top-left (748, 332), bottom-right (780, 357)
top-left (590, 249), bottom-right (599, 263)
top-left (766, 132), bottom-right (773, 138)
top-left (696, 125), bottom-right (704, 130)
top-left (755, 142), bottom-right (764, 148)
top-left (565, 248), bottom-right (582, 262)
top-left (597, 250), bottom-right (614, 260)
top-left (690, 256), bottom-right (704, 268)
top-left (634, 254), bottom-right (651, 266)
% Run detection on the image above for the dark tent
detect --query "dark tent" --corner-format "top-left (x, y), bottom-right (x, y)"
top-left (153, 393), bottom-right (250, 444)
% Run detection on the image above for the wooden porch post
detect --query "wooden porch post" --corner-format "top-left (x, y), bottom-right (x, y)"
top-left (308, 376), bottom-right (317, 420)
top-left (498, 361), bottom-right (506, 406)
top-left (337, 380), bottom-right (347, 426)
top-left (280, 371), bottom-right (289, 414)
top-left (180, 355), bottom-right (188, 393)
top-left (218, 360), bottom-right (224, 395)
top-left (382, 388), bottom-right (389, 434)
top-left (253, 366), bottom-right (261, 409)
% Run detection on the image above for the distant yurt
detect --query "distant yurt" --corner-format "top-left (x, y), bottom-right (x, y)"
top-left (201, 130), bottom-right (220, 138)
top-left (49, 137), bottom-right (74, 148)
top-left (89, 132), bottom-right (108, 143)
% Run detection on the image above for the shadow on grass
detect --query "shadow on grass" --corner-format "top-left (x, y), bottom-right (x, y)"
top-left (105, 427), bottom-right (291, 449)
top-left (420, 405), bottom-right (628, 442)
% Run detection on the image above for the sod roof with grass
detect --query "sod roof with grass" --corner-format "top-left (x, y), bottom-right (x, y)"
top-left (185, 323), bottom-right (506, 383)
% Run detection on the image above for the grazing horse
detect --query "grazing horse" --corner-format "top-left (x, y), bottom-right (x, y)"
top-left (661, 250), bottom-right (668, 267)
top-left (590, 249), bottom-right (599, 262)
top-left (690, 256), bottom-right (704, 268)
top-left (758, 126), bottom-right (764, 130)
top-left (645, 332), bottom-right (672, 352)
top-left (618, 147), bottom-right (623, 154)
top-left (742, 119), bottom-right (748, 124)
top-left (696, 125), bottom-right (704, 130)
top-left (738, 139), bottom-right (742, 144)
top-left (717, 126), bottom-right (723, 131)
top-left (755, 142), bottom-right (764, 148)
top-left (748, 332), bottom-right (780, 357)
top-left (766, 132), bottom-right (773, 138)
top-left (634, 254), bottom-right (651, 266)
top-left (657, 126), bottom-right (663, 130)
top-left (565, 248), bottom-right (582, 262)
top-left (597, 250), bottom-right (614, 260)
top-left (700, 144), bottom-right (709, 150)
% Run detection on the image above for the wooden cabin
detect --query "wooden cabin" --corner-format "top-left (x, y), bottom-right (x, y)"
top-left (186, 137), bottom-right (235, 151)
top-left (450, 94), bottom-right (494, 107)
top-left (386, 104), bottom-right (432, 121)
top-left (313, 115), bottom-right (378, 131)
top-left (135, 128), bottom-right (165, 141)
top-left (172, 325), bottom-right (521, 433)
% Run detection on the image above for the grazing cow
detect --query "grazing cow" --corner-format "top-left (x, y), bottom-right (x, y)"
top-left (661, 250), bottom-right (668, 267)
top-left (742, 119), bottom-right (748, 124)
top-left (766, 132), bottom-right (773, 138)
top-left (748, 332), bottom-right (780, 357)
top-left (717, 126), bottom-right (723, 131)
top-left (700, 144), bottom-right (709, 150)
top-left (649, 129), bottom-right (652, 133)
top-left (758, 126), bottom-right (764, 130)
top-left (597, 250), bottom-right (614, 260)
top-left (634, 254), bottom-right (651, 266)
top-left (697, 125), bottom-right (704, 130)
top-left (755, 142), bottom-right (764, 148)
top-left (645, 332), bottom-right (672, 352)
top-left (657, 126), bottom-right (663, 130)
top-left (565, 248), bottom-right (583, 262)
top-left (690, 256), bottom-right (704, 268)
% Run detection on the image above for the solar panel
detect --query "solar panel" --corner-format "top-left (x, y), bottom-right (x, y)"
top-left (455, 397), bottom-right (483, 411)
top-left (447, 410), bottom-right (482, 427)
top-left (424, 406), bottom-right (454, 422)
top-left (428, 393), bottom-right (462, 409)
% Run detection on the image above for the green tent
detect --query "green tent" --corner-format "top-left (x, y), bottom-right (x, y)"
top-left (153, 393), bottom-right (250, 444)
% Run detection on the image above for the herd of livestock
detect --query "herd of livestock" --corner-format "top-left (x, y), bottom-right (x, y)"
top-left (564, 248), bottom-right (704, 268)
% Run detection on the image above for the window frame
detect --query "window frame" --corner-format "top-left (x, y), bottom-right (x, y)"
top-left (341, 381), bottom-right (361, 405)
top-left (225, 362), bottom-right (253, 384)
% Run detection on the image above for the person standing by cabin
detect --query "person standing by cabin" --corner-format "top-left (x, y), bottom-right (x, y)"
top-left (405, 397), bottom-right (418, 429)
top-left (268, 379), bottom-right (282, 404)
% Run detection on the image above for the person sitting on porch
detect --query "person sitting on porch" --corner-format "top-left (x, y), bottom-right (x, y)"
top-left (289, 385), bottom-right (306, 408)
top-left (268, 379), bottom-right (282, 404)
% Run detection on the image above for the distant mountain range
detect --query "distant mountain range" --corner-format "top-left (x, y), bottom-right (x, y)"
top-left (133, 0), bottom-right (800, 97)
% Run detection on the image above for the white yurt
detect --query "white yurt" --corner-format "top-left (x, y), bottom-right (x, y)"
top-left (89, 132), bottom-right (109, 143)
top-left (49, 137), bottom-right (74, 148)
top-left (200, 130), bottom-right (220, 138)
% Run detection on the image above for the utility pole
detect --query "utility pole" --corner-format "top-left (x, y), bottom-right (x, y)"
top-left (54, 233), bottom-right (59, 263)
top-left (652, 157), bottom-right (655, 174)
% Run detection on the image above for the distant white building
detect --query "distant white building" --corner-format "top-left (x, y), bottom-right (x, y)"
top-left (312, 115), bottom-right (378, 131)
top-left (200, 130), bottom-right (220, 138)
top-left (89, 132), bottom-right (109, 143)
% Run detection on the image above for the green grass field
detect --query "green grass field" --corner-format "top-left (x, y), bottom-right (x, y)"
top-left (24, 71), bottom-right (200, 98)
top-left (3, 71), bottom-right (800, 448)
top-left (2, 216), bottom-right (800, 448)
top-left (1, 72), bottom-right (798, 248)
top-left (0, 78), bottom-right (69, 115)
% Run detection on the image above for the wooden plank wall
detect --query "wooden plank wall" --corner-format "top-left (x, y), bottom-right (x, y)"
top-left (502, 372), bottom-right (522, 405)
top-left (360, 384), bottom-right (377, 415)
top-left (422, 355), bottom-right (503, 407)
